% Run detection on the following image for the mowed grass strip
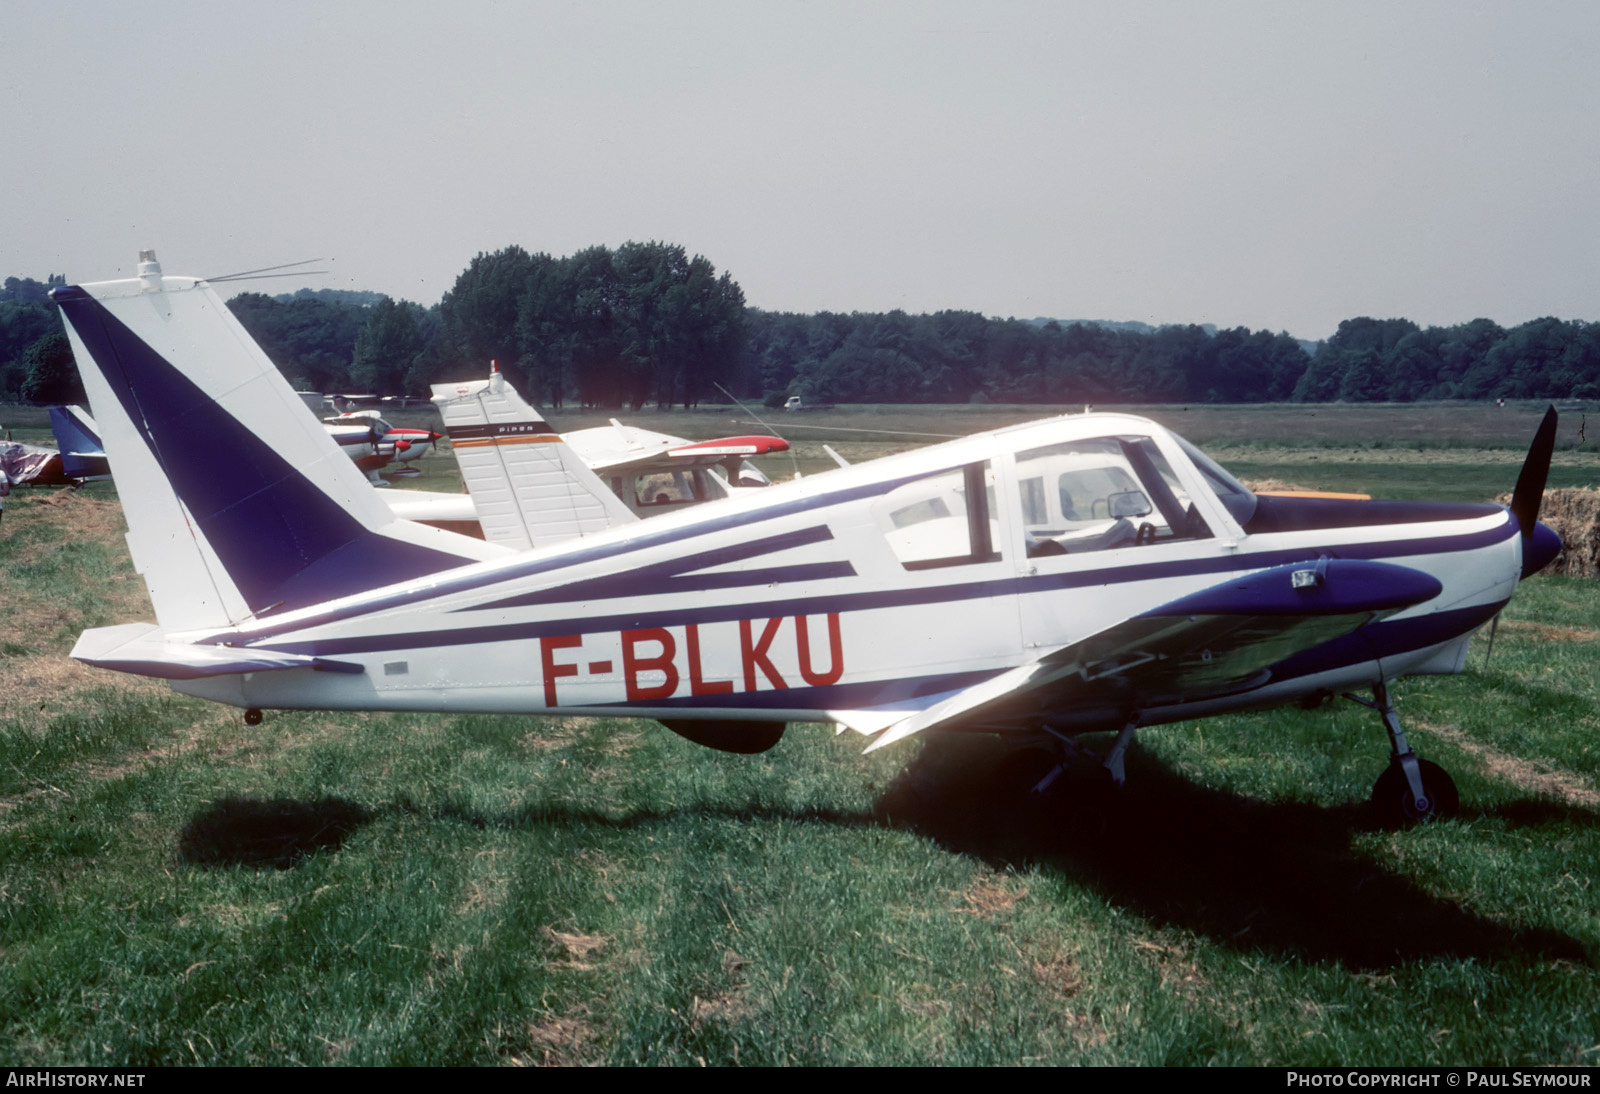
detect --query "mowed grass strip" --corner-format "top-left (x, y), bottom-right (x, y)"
top-left (0, 410), bottom-right (1596, 1065)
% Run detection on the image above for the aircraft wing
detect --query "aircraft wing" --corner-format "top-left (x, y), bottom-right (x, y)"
top-left (563, 426), bottom-right (789, 476)
top-left (864, 558), bottom-right (1443, 752)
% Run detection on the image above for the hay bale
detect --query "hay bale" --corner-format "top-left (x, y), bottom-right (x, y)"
top-left (1494, 487), bottom-right (1600, 577)
top-left (1243, 478), bottom-right (1314, 495)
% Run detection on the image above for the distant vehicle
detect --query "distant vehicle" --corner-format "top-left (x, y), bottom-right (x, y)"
top-left (782, 395), bottom-right (835, 412)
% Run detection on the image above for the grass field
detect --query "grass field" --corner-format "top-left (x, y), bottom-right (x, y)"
top-left (1, 405), bottom-right (1598, 1065)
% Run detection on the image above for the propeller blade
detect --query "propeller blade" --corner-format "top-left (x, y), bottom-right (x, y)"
top-left (1483, 611), bottom-right (1500, 666)
top-left (1510, 406), bottom-right (1558, 538)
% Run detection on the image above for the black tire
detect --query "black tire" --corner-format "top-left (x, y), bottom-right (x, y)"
top-left (1371, 757), bottom-right (1459, 825)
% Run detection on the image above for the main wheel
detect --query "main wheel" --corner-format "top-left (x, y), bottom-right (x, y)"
top-left (1371, 757), bottom-right (1459, 825)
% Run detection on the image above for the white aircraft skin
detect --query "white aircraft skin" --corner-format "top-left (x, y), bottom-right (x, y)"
top-left (52, 256), bottom-right (1562, 819)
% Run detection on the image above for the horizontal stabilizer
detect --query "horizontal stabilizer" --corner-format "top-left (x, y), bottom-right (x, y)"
top-left (73, 623), bottom-right (363, 680)
top-left (432, 365), bottom-right (636, 551)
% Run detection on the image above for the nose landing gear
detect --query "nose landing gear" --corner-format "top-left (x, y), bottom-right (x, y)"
top-left (1348, 680), bottom-right (1459, 825)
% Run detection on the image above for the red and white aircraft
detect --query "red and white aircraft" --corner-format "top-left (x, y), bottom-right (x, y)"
top-left (55, 254), bottom-right (1562, 826)
top-left (562, 418), bottom-right (789, 515)
top-left (322, 410), bottom-right (441, 479)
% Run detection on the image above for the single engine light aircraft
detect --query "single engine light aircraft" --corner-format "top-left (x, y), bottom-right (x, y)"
top-left (53, 255), bottom-right (1562, 824)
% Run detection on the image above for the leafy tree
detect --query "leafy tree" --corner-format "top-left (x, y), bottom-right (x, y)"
top-left (19, 332), bottom-right (83, 405)
top-left (350, 298), bottom-right (425, 395)
top-left (1336, 348), bottom-right (1388, 402)
top-left (440, 246), bottom-right (540, 383)
top-left (227, 292), bottom-right (368, 392)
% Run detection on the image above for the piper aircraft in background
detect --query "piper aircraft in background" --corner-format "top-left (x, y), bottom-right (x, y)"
top-left (385, 362), bottom-right (792, 541)
top-left (53, 254), bottom-right (1562, 825)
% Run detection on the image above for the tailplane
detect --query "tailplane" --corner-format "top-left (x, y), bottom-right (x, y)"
top-left (52, 252), bottom-right (500, 631)
top-left (431, 363), bottom-right (636, 551)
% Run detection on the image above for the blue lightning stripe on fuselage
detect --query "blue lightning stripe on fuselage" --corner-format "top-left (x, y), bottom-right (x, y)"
top-left (211, 464), bottom-right (1515, 651)
top-left (248, 517), bottom-right (1518, 661)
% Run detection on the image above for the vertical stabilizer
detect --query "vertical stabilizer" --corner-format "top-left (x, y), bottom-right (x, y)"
top-left (431, 364), bottom-right (637, 551)
top-left (46, 405), bottom-right (110, 480)
top-left (52, 256), bottom-right (496, 630)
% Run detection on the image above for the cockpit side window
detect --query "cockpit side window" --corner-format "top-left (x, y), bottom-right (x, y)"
top-left (1175, 435), bottom-right (1258, 526)
top-left (873, 461), bottom-right (1000, 570)
top-left (1015, 436), bottom-right (1212, 557)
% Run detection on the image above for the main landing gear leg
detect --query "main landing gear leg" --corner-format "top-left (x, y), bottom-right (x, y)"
top-left (1008, 717), bottom-right (1139, 805)
top-left (1102, 719), bottom-right (1139, 788)
top-left (1346, 680), bottom-right (1459, 825)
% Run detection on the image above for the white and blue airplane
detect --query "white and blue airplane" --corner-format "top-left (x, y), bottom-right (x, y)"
top-left (52, 254), bottom-right (1562, 824)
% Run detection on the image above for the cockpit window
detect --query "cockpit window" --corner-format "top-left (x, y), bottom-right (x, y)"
top-left (874, 462), bottom-right (1000, 570)
top-left (1174, 435), bottom-right (1258, 526)
top-left (1015, 436), bottom-right (1212, 557)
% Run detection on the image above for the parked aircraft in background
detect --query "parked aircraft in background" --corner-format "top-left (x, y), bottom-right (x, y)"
top-left (564, 420), bottom-right (789, 516)
top-left (48, 405), bottom-right (112, 482)
top-left (322, 410), bottom-right (440, 478)
top-left (54, 254), bottom-right (1562, 825)
top-left (431, 362), bottom-right (791, 518)
top-left (0, 405), bottom-right (111, 487)
top-left (380, 363), bottom-right (790, 543)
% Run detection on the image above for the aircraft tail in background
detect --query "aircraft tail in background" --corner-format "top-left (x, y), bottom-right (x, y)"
top-left (431, 363), bottom-right (637, 552)
top-left (46, 405), bottom-right (111, 481)
top-left (51, 252), bottom-right (501, 632)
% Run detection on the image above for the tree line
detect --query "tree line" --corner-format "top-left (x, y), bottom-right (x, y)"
top-left (5, 251), bottom-right (1600, 409)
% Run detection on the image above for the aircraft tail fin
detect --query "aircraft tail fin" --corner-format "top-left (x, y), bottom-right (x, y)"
top-left (46, 404), bottom-right (110, 480)
top-left (431, 364), bottom-right (637, 551)
top-left (51, 253), bottom-right (495, 631)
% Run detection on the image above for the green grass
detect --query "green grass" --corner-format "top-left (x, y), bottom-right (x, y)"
top-left (1, 408), bottom-right (1598, 1065)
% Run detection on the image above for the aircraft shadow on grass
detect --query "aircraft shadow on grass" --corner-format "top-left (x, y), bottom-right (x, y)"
top-left (178, 796), bottom-right (373, 870)
top-left (176, 737), bottom-right (1594, 971)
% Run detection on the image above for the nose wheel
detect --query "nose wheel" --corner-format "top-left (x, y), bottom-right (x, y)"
top-left (1371, 756), bottom-right (1458, 825)
top-left (1349, 680), bottom-right (1460, 826)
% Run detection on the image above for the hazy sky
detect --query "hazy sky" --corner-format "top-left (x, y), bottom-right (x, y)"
top-left (6, 1), bottom-right (1599, 339)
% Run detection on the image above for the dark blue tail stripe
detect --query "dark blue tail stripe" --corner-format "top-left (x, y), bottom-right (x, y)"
top-left (54, 288), bottom-right (472, 614)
